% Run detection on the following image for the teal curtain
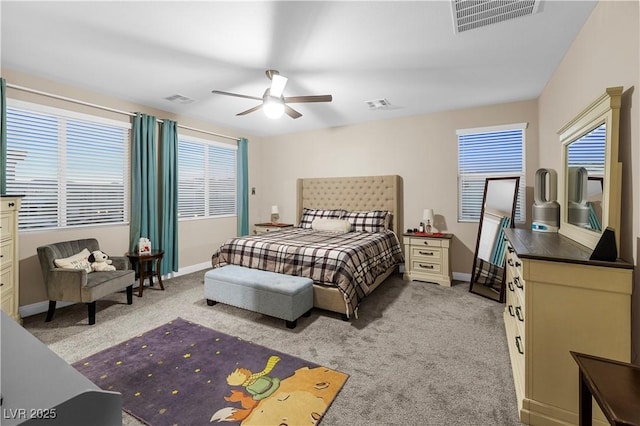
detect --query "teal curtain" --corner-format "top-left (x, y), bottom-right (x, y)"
top-left (237, 137), bottom-right (249, 236)
top-left (159, 119), bottom-right (179, 274)
top-left (130, 113), bottom-right (159, 253)
top-left (1, 78), bottom-right (7, 194)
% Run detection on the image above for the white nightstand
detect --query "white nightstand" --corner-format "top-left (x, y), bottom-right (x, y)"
top-left (402, 233), bottom-right (452, 287)
top-left (253, 223), bottom-right (294, 235)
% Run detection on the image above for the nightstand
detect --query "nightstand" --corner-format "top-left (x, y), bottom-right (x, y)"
top-left (402, 232), bottom-right (453, 287)
top-left (253, 222), bottom-right (294, 235)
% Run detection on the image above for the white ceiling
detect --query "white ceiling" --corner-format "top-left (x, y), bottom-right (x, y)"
top-left (1, 1), bottom-right (597, 137)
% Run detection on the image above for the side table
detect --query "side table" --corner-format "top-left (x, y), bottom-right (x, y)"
top-left (253, 222), bottom-right (294, 235)
top-left (571, 351), bottom-right (640, 426)
top-left (125, 250), bottom-right (165, 297)
top-left (402, 232), bottom-right (453, 286)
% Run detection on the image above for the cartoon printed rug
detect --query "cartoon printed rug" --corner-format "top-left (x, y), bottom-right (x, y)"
top-left (72, 318), bottom-right (348, 425)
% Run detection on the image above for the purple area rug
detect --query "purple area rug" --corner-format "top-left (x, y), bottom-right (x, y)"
top-left (72, 318), bottom-right (348, 425)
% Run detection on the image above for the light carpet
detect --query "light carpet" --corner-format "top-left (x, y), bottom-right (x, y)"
top-left (23, 270), bottom-right (522, 426)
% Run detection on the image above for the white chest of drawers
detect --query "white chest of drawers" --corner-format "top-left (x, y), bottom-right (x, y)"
top-left (503, 229), bottom-right (632, 426)
top-left (1, 196), bottom-right (22, 323)
top-left (402, 233), bottom-right (452, 287)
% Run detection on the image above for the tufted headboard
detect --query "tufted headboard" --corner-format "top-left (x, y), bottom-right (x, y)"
top-left (296, 175), bottom-right (403, 237)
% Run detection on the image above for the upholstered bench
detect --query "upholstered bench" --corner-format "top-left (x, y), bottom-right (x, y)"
top-left (204, 265), bottom-right (313, 329)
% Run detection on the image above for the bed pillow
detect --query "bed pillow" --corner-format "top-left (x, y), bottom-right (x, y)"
top-left (343, 210), bottom-right (390, 233)
top-left (311, 218), bottom-right (352, 234)
top-left (54, 248), bottom-right (93, 273)
top-left (299, 208), bottom-right (345, 229)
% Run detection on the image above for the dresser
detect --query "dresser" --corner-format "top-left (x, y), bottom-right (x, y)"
top-left (1, 196), bottom-right (22, 323)
top-left (503, 228), bottom-right (632, 426)
top-left (402, 233), bottom-right (452, 286)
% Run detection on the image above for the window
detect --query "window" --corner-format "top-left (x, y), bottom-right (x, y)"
top-left (177, 135), bottom-right (237, 219)
top-left (457, 123), bottom-right (526, 222)
top-left (5, 100), bottom-right (130, 230)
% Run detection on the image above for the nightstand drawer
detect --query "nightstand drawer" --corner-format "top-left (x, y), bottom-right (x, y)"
top-left (0, 214), bottom-right (12, 242)
top-left (411, 260), bottom-right (441, 274)
top-left (409, 237), bottom-right (442, 247)
top-left (410, 246), bottom-right (441, 261)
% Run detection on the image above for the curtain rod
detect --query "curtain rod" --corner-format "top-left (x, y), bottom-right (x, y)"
top-left (6, 83), bottom-right (241, 142)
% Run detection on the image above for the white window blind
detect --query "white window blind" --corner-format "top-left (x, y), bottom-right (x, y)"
top-left (5, 101), bottom-right (130, 230)
top-left (177, 136), bottom-right (237, 219)
top-left (457, 123), bottom-right (526, 222)
top-left (567, 123), bottom-right (606, 175)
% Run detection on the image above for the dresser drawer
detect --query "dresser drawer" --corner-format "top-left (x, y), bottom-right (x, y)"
top-left (0, 240), bottom-right (13, 267)
top-left (0, 267), bottom-right (15, 313)
top-left (0, 214), bottom-right (12, 242)
top-left (411, 260), bottom-right (442, 274)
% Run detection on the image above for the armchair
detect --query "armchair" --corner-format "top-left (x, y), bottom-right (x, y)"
top-left (37, 238), bottom-right (134, 325)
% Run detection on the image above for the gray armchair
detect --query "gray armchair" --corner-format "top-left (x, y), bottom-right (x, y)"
top-left (37, 238), bottom-right (135, 325)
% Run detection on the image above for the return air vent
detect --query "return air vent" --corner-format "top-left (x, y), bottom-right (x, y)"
top-left (164, 94), bottom-right (196, 104)
top-left (451, 0), bottom-right (542, 33)
top-left (365, 98), bottom-right (400, 111)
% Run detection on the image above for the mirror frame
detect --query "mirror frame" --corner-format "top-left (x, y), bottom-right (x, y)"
top-left (469, 176), bottom-right (520, 303)
top-left (558, 86), bottom-right (622, 251)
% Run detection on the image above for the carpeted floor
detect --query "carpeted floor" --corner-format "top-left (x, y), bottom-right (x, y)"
top-left (23, 270), bottom-right (523, 426)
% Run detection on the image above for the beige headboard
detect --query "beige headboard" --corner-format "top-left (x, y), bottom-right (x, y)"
top-left (296, 175), bottom-right (403, 236)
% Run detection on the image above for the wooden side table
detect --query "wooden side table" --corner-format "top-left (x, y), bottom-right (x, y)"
top-left (125, 250), bottom-right (165, 297)
top-left (571, 351), bottom-right (640, 426)
top-left (402, 232), bottom-right (453, 286)
top-left (253, 222), bottom-right (294, 235)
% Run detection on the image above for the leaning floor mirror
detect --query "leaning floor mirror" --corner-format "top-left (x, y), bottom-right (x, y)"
top-left (469, 176), bottom-right (520, 302)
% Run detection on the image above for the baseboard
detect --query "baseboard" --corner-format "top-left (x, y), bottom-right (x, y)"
top-left (453, 272), bottom-right (471, 282)
top-left (19, 262), bottom-right (213, 318)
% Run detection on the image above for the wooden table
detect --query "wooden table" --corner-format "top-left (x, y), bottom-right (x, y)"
top-left (125, 250), bottom-right (165, 297)
top-left (570, 351), bottom-right (640, 426)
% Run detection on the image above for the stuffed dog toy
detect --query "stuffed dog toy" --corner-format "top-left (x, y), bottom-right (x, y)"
top-left (88, 250), bottom-right (116, 272)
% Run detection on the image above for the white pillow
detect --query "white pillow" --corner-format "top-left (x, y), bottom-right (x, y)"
top-left (54, 248), bottom-right (92, 273)
top-left (311, 218), bottom-right (352, 234)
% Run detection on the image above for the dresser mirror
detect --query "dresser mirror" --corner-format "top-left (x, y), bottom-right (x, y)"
top-left (469, 176), bottom-right (520, 302)
top-left (558, 86), bottom-right (622, 251)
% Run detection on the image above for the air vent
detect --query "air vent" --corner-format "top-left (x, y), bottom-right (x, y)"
top-left (365, 98), bottom-right (399, 111)
top-left (451, 0), bottom-right (542, 33)
top-left (164, 94), bottom-right (196, 104)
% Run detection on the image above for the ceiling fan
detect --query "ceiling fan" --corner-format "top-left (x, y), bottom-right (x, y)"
top-left (211, 69), bottom-right (332, 119)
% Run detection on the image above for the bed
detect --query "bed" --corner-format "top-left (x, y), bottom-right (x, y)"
top-left (212, 175), bottom-right (405, 319)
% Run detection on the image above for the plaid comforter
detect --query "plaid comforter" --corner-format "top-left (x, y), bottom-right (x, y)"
top-left (212, 228), bottom-right (405, 316)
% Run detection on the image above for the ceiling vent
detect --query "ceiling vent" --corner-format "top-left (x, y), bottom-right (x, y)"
top-left (365, 98), bottom-right (400, 111)
top-left (451, 0), bottom-right (542, 33)
top-left (164, 94), bottom-right (196, 104)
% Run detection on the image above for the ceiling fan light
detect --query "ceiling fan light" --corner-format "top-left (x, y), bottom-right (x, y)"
top-left (263, 97), bottom-right (285, 119)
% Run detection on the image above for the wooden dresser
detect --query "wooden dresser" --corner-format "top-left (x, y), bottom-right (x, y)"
top-left (503, 228), bottom-right (632, 426)
top-left (1, 196), bottom-right (22, 323)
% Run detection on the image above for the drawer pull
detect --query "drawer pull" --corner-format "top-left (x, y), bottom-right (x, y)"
top-left (515, 261), bottom-right (521, 267)
top-left (514, 277), bottom-right (523, 289)
top-left (508, 305), bottom-right (514, 316)
top-left (422, 241), bottom-right (431, 246)
top-left (418, 251), bottom-right (434, 256)
top-left (508, 247), bottom-right (515, 253)
top-left (507, 258), bottom-right (514, 266)
top-left (419, 264), bottom-right (434, 270)
top-left (508, 281), bottom-right (514, 291)
top-left (515, 306), bottom-right (524, 322)
top-left (8, 202), bottom-right (14, 207)
top-left (515, 336), bottom-right (524, 354)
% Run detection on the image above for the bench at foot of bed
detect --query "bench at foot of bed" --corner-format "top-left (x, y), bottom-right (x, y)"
top-left (204, 265), bottom-right (314, 329)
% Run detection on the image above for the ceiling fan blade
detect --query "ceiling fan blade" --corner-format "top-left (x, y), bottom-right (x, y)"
top-left (270, 74), bottom-right (288, 98)
top-left (284, 95), bottom-right (333, 103)
top-left (236, 104), bottom-right (263, 116)
top-left (284, 105), bottom-right (302, 119)
top-left (212, 90), bottom-right (262, 101)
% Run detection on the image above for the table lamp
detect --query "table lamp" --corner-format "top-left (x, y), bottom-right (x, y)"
top-left (422, 209), bottom-right (438, 233)
top-left (271, 205), bottom-right (280, 223)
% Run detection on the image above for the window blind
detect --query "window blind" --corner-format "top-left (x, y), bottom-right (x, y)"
top-left (567, 123), bottom-right (606, 175)
top-left (5, 102), bottom-right (130, 230)
top-left (458, 125), bottom-right (526, 222)
top-left (177, 136), bottom-right (237, 219)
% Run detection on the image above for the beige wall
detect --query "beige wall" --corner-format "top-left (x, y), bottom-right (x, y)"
top-left (537, 0), bottom-right (639, 362)
top-left (2, 69), bottom-right (263, 307)
top-left (257, 101), bottom-right (539, 275)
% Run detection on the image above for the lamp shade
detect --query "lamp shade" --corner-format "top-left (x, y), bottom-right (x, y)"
top-left (271, 205), bottom-right (279, 214)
